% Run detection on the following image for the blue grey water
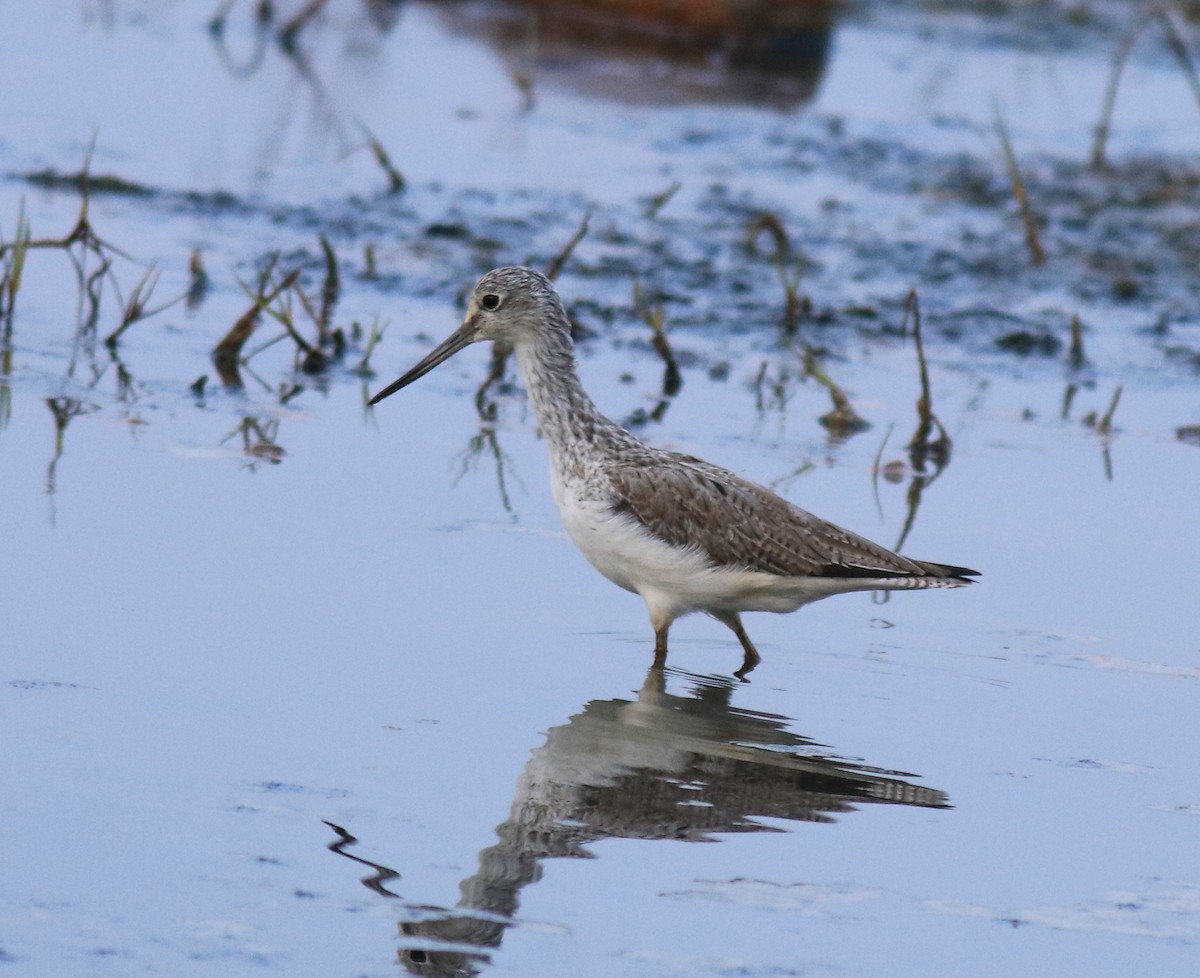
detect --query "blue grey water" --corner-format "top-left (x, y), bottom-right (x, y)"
top-left (2, 3), bottom-right (1198, 976)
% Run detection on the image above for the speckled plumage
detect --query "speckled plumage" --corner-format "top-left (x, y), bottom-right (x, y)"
top-left (370, 266), bottom-right (977, 676)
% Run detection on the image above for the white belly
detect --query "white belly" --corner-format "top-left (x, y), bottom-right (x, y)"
top-left (555, 489), bottom-right (834, 626)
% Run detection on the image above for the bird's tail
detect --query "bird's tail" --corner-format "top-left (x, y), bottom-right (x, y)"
top-left (914, 560), bottom-right (980, 583)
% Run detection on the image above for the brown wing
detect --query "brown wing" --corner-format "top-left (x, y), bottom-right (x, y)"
top-left (608, 452), bottom-right (975, 581)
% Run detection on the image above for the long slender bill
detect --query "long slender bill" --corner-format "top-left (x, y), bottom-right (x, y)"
top-left (368, 318), bottom-right (477, 406)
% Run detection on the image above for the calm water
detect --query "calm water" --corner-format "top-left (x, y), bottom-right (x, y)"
top-left (2, 2), bottom-right (1198, 976)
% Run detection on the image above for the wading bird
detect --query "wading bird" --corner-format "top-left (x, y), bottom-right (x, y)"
top-left (370, 267), bottom-right (976, 676)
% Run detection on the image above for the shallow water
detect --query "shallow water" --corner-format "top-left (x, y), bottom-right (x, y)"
top-left (2, 2), bottom-right (1199, 976)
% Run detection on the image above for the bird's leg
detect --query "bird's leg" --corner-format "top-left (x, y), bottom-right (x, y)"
top-left (714, 612), bottom-right (761, 680)
top-left (653, 625), bottom-right (670, 669)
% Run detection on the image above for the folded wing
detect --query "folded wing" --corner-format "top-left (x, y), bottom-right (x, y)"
top-left (608, 452), bottom-right (978, 582)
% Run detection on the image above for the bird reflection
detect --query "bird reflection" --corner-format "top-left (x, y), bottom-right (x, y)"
top-left (329, 665), bottom-right (949, 976)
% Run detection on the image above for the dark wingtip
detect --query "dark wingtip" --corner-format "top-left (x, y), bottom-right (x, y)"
top-left (815, 561), bottom-right (980, 582)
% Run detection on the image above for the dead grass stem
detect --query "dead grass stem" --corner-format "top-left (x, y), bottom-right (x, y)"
top-left (545, 210), bottom-right (591, 282)
top-left (994, 104), bottom-right (1046, 266)
top-left (745, 212), bottom-right (808, 335)
top-left (1092, 6), bottom-right (1200, 169)
top-left (644, 180), bottom-right (681, 218)
top-left (1097, 384), bottom-right (1123, 436)
top-left (633, 278), bottom-right (681, 398)
top-left (357, 121), bottom-right (405, 194)
top-left (1068, 313), bottom-right (1087, 369)
top-left (901, 289), bottom-right (951, 472)
top-left (213, 260), bottom-right (299, 384)
top-left (802, 346), bottom-right (868, 439)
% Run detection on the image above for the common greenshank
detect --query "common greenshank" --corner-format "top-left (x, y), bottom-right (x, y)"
top-left (370, 266), bottom-right (977, 676)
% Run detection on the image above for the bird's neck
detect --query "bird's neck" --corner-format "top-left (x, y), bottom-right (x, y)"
top-left (513, 322), bottom-right (607, 460)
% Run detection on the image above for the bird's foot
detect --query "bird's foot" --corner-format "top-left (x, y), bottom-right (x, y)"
top-left (733, 647), bottom-right (761, 682)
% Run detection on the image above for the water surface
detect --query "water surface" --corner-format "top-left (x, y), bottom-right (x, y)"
top-left (2, 2), bottom-right (1198, 976)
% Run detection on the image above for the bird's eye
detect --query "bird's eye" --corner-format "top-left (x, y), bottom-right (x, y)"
top-left (480, 293), bottom-right (501, 311)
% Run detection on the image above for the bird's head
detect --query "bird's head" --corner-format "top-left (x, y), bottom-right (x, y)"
top-left (369, 266), bottom-right (560, 406)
